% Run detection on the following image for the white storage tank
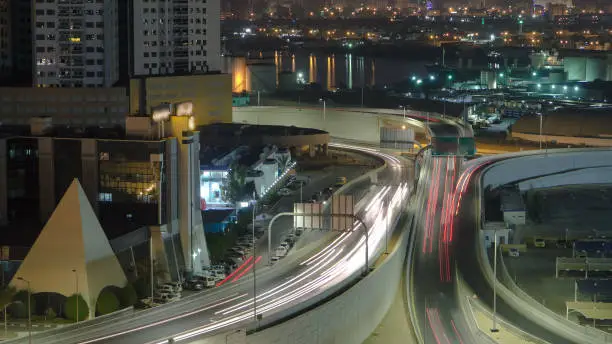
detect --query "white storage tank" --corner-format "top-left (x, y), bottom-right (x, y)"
top-left (248, 62), bottom-right (277, 93)
top-left (586, 57), bottom-right (606, 82)
top-left (549, 70), bottom-right (567, 83)
top-left (480, 70), bottom-right (497, 89)
top-left (564, 56), bottom-right (587, 81)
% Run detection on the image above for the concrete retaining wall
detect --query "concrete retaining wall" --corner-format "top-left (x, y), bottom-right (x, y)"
top-left (481, 149), bottom-right (612, 189)
top-left (512, 132), bottom-right (612, 147)
top-left (233, 106), bottom-right (382, 143)
top-left (246, 228), bottom-right (410, 344)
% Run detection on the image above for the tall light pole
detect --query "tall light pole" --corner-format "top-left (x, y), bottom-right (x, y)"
top-left (319, 98), bottom-right (326, 126)
top-left (17, 277), bottom-right (31, 344)
top-left (491, 232), bottom-right (499, 333)
top-left (539, 113), bottom-right (543, 150)
top-left (399, 105), bottom-right (407, 119)
top-left (72, 269), bottom-right (79, 323)
top-left (252, 192), bottom-right (257, 322)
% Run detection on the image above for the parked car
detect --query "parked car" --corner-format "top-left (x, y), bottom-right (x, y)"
top-left (534, 238), bottom-right (546, 248)
top-left (183, 279), bottom-right (204, 291)
top-left (193, 275), bottom-right (217, 288)
top-left (295, 228), bottom-right (303, 236)
top-left (275, 246), bottom-right (288, 257)
top-left (278, 188), bottom-right (293, 196)
top-left (322, 187), bottom-right (334, 198)
top-left (161, 282), bottom-right (182, 293)
top-left (155, 292), bottom-right (180, 303)
top-left (270, 256), bottom-right (281, 263)
top-left (335, 176), bottom-right (347, 187)
top-left (256, 213), bottom-right (273, 221)
top-left (157, 284), bottom-right (176, 294)
top-left (230, 247), bottom-right (246, 255)
top-left (508, 248), bottom-right (520, 257)
top-left (227, 252), bottom-right (245, 260)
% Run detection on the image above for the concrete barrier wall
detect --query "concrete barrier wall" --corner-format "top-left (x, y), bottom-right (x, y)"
top-left (481, 149), bottom-right (612, 189)
top-left (233, 106), bottom-right (382, 143)
top-left (512, 132), bottom-right (612, 147)
top-left (246, 228), bottom-right (410, 344)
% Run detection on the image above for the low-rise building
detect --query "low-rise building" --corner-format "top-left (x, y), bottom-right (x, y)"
top-left (0, 87), bottom-right (128, 126)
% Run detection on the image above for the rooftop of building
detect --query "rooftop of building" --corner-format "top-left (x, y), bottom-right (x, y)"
top-left (500, 187), bottom-right (526, 212)
top-left (0, 123), bottom-right (128, 140)
top-left (198, 122), bottom-right (325, 139)
top-left (199, 144), bottom-right (273, 170)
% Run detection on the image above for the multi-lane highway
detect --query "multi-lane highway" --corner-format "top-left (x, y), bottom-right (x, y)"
top-left (8, 143), bottom-right (412, 344)
top-left (409, 123), bottom-right (577, 344)
top-left (409, 122), bottom-right (475, 344)
top-left (453, 158), bottom-right (574, 344)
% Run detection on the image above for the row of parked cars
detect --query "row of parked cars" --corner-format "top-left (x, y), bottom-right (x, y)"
top-left (271, 229), bottom-right (303, 263)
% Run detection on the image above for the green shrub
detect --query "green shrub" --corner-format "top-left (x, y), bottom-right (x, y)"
top-left (96, 289), bottom-right (119, 315)
top-left (12, 291), bottom-right (36, 316)
top-left (46, 308), bottom-right (56, 320)
top-left (7, 301), bottom-right (26, 318)
top-left (118, 284), bottom-right (138, 307)
top-left (64, 294), bottom-right (88, 321)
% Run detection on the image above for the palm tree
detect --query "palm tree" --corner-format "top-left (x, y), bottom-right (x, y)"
top-left (275, 155), bottom-right (291, 174)
top-left (221, 162), bottom-right (248, 204)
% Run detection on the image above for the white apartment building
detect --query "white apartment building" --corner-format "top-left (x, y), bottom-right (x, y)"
top-left (132, 0), bottom-right (221, 76)
top-left (33, 0), bottom-right (119, 88)
top-left (0, 0), bottom-right (10, 76)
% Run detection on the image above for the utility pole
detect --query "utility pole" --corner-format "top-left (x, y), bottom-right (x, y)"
top-left (491, 232), bottom-right (499, 333)
top-left (252, 192), bottom-right (257, 322)
top-left (72, 269), bottom-right (79, 322)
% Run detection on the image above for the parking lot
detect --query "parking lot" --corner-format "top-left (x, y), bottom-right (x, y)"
top-left (502, 246), bottom-right (575, 316)
top-left (501, 184), bottom-right (612, 321)
top-left (515, 185), bottom-right (612, 243)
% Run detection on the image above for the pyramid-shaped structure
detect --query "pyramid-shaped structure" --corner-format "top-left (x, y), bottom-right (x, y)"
top-left (10, 179), bottom-right (127, 318)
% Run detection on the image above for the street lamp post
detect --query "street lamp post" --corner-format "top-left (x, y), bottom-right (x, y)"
top-left (399, 105), bottom-right (407, 119)
top-left (319, 98), bottom-right (326, 125)
top-left (251, 193), bottom-right (257, 322)
top-left (72, 269), bottom-right (79, 322)
top-left (491, 233), bottom-right (499, 333)
top-left (16, 277), bottom-right (31, 344)
top-left (539, 113), bottom-right (543, 150)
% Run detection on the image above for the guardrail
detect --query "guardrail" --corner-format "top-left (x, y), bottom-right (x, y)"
top-left (477, 166), bottom-right (612, 344)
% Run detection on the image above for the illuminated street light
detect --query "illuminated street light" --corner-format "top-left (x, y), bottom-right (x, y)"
top-left (551, 84), bottom-right (556, 89)
top-left (563, 85), bottom-right (568, 91)
top-left (447, 74), bottom-right (453, 80)
top-left (429, 75), bottom-right (436, 81)
top-left (574, 86), bottom-right (579, 91)
top-left (411, 75), bottom-right (417, 81)
top-left (537, 83), bottom-right (542, 88)
top-left (532, 72), bottom-right (537, 76)
top-left (416, 79), bottom-right (423, 85)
